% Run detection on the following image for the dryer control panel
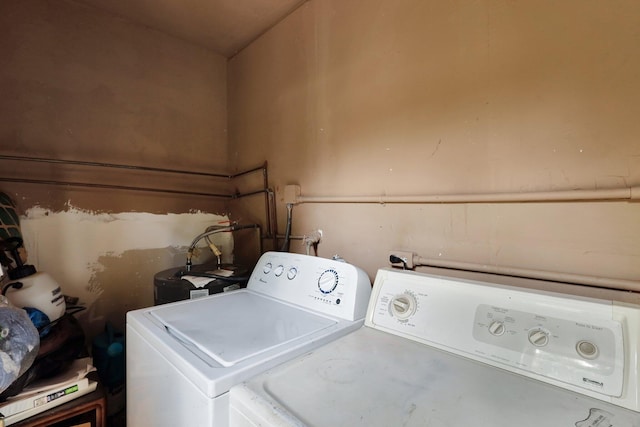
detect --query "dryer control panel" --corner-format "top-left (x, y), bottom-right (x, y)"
top-left (471, 304), bottom-right (620, 389)
top-left (366, 268), bottom-right (640, 411)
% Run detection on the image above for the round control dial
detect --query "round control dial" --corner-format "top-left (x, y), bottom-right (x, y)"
top-left (488, 321), bottom-right (506, 336)
top-left (390, 293), bottom-right (417, 320)
top-left (274, 265), bottom-right (284, 277)
top-left (528, 328), bottom-right (550, 347)
top-left (576, 340), bottom-right (599, 360)
top-left (262, 262), bottom-right (273, 274)
top-left (287, 267), bottom-right (298, 280)
top-left (318, 269), bottom-right (339, 294)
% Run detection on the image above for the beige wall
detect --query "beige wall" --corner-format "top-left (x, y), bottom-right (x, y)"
top-left (229, 0), bottom-right (640, 284)
top-left (2, 0), bottom-right (640, 337)
top-left (1, 0), bottom-right (228, 174)
top-left (0, 0), bottom-right (230, 334)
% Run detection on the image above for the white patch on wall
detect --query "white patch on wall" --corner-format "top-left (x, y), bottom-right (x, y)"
top-left (19, 206), bottom-right (232, 307)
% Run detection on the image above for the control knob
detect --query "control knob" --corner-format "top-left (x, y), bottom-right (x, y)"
top-left (274, 265), bottom-right (284, 277)
top-left (287, 267), bottom-right (298, 280)
top-left (528, 328), bottom-right (550, 347)
top-left (576, 340), bottom-right (599, 360)
top-left (262, 262), bottom-right (273, 274)
top-left (390, 293), bottom-right (417, 320)
top-left (488, 321), bottom-right (506, 336)
top-left (318, 269), bottom-right (339, 294)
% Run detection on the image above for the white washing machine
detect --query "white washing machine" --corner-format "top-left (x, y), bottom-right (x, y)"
top-left (126, 251), bottom-right (371, 426)
top-left (230, 267), bottom-right (640, 426)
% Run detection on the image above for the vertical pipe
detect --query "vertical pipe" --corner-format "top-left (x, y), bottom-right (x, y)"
top-left (261, 162), bottom-right (278, 250)
top-left (262, 162), bottom-right (270, 237)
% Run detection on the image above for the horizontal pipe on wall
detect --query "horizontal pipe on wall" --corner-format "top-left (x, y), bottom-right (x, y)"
top-left (0, 154), bottom-right (232, 178)
top-left (0, 155), bottom-right (270, 199)
top-left (229, 162), bottom-right (268, 179)
top-left (233, 189), bottom-right (273, 199)
top-left (414, 256), bottom-right (640, 293)
top-left (286, 185), bottom-right (640, 204)
top-left (0, 177), bottom-right (233, 198)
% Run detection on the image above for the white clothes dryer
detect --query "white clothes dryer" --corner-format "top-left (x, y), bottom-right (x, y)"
top-left (230, 267), bottom-right (640, 427)
top-left (126, 251), bottom-right (371, 427)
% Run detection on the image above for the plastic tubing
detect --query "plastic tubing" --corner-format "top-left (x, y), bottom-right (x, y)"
top-left (279, 204), bottom-right (293, 252)
top-left (186, 224), bottom-right (261, 270)
top-left (414, 256), bottom-right (640, 293)
top-left (294, 186), bottom-right (640, 204)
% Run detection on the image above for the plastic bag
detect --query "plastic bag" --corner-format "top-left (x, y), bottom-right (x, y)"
top-left (0, 298), bottom-right (40, 394)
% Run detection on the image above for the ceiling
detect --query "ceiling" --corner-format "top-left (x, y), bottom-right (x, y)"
top-left (75, 0), bottom-right (307, 57)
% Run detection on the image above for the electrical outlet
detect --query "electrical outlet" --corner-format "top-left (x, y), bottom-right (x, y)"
top-left (388, 250), bottom-right (415, 269)
top-left (284, 185), bottom-right (301, 204)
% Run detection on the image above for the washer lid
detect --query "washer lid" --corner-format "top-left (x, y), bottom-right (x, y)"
top-left (150, 291), bottom-right (337, 367)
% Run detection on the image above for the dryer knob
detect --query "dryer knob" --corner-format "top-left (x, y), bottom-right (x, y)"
top-left (576, 340), bottom-right (599, 359)
top-left (390, 293), bottom-right (417, 320)
top-left (488, 321), bottom-right (506, 336)
top-left (528, 329), bottom-right (550, 347)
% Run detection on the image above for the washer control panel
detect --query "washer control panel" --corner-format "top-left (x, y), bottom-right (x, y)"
top-left (248, 252), bottom-right (371, 321)
top-left (367, 268), bottom-right (629, 400)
